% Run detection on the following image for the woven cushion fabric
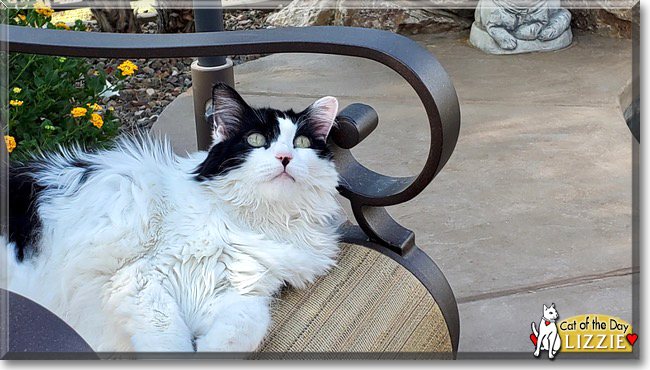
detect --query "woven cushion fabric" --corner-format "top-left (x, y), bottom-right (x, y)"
top-left (253, 243), bottom-right (452, 359)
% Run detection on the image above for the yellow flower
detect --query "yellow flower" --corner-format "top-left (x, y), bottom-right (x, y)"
top-left (34, 2), bottom-right (54, 17)
top-left (86, 103), bottom-right (102, 111)
top-left (10, 100), bottom-right (24, 107)
top-left (16, 14), bottom-right (26, 22)
top-left (12, 87), bottom-right (22, 94)
top-left (117, 60), bottom-right (138, 76)
top-left (5, 136), bottom-right (16, 153)
top-left (90, 113), bottom-right (104, 129)
top-left (108, 106), bottom-right (115, 111)
top-left (70, 107), bottom-right (87, 118)
top-left (55, 22), bottom-right (71, 30)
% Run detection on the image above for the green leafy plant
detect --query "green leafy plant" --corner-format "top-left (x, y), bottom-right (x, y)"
top-left (4, 4), bottom-right (136, 160)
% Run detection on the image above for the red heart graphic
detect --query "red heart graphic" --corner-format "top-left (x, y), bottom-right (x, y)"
top-left (626, 334), bottom-right (638, 346)
top-left (545, 321), bottom-right (550, 326)
top-left (530, 334), bottom-right (538, 346)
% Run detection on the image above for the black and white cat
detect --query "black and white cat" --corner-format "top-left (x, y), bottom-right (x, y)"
top-left (2, 83), bottom-right (342, 352)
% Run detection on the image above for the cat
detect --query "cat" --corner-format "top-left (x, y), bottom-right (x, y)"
top-left (531, 303), bottom-right (561, 358)
top-left (474, 0), bottom-right (571, 50)
top-left (1, 82), bottom-right (343, 353)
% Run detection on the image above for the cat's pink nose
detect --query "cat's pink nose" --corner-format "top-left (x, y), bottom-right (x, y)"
top-left (276, 154), bottom-right (292, 168)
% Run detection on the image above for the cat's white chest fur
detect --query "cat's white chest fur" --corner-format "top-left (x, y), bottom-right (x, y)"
top-left (93, 171), bottom-right (340, 352)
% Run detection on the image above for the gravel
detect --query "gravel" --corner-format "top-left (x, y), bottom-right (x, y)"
top-left (90, 9), bottom-right (275, 133)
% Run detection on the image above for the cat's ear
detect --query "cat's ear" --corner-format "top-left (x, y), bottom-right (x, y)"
top-left (544, 304), bottom-right (548, 310)
top-left (551, 303), bottom-right (555, 308)
top-left (210, 82), bottom-right (250, 144)
top-left (306, 96), bottom-right (339, 140)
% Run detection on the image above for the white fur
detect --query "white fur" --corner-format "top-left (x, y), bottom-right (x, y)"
top-left (2, 120), bottom-right (342, 353)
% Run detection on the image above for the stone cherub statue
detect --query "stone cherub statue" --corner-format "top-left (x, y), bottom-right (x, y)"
top-left (470, 0), bottom-right (572, 54)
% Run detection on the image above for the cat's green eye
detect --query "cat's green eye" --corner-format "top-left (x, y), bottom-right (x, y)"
top-left (247, 133), bottom-right (266, 147)
top-left (294, 136), bottom-right (311, 148)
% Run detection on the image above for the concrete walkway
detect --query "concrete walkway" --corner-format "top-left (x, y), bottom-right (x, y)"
top-left (152, 31), bottom-right (635, 355)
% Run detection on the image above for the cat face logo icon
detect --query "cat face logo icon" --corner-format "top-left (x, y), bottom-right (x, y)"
top-left (531, 303), bottom-right (561, 359)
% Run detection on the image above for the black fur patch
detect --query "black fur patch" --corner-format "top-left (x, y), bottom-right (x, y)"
top-left (8, 163), bottom-right (45, 262)
top-left (195, 106), bottom-right (283, 180)
top-left (71, 159), bottom-right (96, 185)
top-left (291, 108), bottom-right (333, 161)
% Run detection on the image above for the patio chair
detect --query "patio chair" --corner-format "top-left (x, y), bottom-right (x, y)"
top-left (1, 24), bottom-right (461, 360)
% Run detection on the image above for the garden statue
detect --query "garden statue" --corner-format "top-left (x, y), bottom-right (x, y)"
top-left (470, 0), bottom-right (572, 54)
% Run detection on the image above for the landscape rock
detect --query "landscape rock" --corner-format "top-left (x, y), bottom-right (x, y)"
top-left (564, 0), bottom-right (637, 38)
top-left (266, 0), bottom-right (472, 34)
top-left (569, 8), bottom-right (633, 38)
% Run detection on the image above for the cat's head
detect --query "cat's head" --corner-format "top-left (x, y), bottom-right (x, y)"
top-left (195, 83), bottom-right (339, 203)
top-left (543, 303), bottom-right (559, 320)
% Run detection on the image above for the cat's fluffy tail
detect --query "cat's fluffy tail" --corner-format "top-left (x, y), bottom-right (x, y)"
top-left (531, 322), bottom-right (538, 337)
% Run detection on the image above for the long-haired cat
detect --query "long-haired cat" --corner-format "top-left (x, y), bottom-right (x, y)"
top-left (2, 83), bottom-right (342, 353)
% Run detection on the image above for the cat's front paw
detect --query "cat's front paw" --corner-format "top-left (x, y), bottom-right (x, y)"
top-left (195, 333), bottom-right (263, 353)
top-left (131, 333), bottom-right (195, 353)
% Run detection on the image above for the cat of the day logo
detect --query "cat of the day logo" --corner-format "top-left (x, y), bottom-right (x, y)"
top-left (530, 304), bottom-right (637, 358)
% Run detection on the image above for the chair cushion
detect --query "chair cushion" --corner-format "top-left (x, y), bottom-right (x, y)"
top-left (254, 243), bottom-right (452, 359)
